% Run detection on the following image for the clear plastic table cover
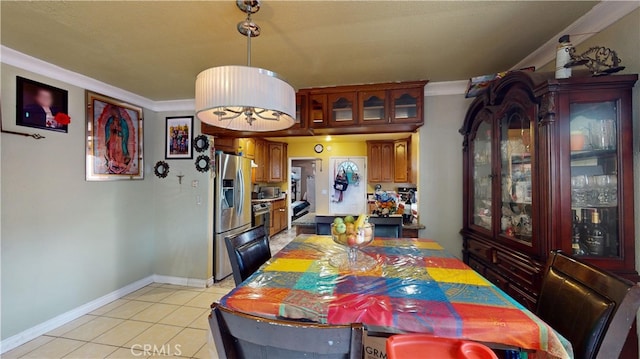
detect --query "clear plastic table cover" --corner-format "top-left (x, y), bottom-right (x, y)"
top-left (220, 235), bottom-right (573, 359)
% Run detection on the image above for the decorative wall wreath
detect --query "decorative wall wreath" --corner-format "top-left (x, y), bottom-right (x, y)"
top-left (193, 135), bottom-right (209, 153)
top-left (154, 161), bottom-right (170, 178)
top-left (195, 155), bottom-right (211, 173)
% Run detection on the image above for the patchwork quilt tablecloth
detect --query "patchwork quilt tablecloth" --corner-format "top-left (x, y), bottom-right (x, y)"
top-left (220, 235), bottom-right (572, 359)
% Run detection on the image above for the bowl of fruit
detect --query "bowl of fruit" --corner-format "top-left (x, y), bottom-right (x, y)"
top-left (329, 215), bottom-right (377, 271)
top-left (331, 215), bottom-right (375, 249)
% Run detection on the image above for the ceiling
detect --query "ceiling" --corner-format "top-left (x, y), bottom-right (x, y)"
top-left (1, 1), bottom-right (598, 101)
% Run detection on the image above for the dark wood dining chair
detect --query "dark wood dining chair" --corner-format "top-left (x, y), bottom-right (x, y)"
top-left (315, 215), bottom-right (338, 235)
top-left (536, 250), bottom-right (640, 359)
top-left (210, 302), bottom-right (364, 359)
top-left (368, 216), bottom-right (403, 238)
top-left (224, 226), bottom-right (271, 286)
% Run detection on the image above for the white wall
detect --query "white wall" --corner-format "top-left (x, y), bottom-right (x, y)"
top-left (0, 64), bottom-right (156, 339)
top-left (150, 110), bottom-right (210, 282)
top-left (0, 65), bottom-right (215, 342)
top-left (418, 94), bottom-right (473, 258)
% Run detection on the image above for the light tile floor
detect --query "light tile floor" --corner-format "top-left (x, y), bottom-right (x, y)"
top-left (3, 228), bottom-right (298, 359)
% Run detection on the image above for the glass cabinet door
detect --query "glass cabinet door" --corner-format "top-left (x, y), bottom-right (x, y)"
top-left (292, 92), bottom-right (307, 130)
top-left (390, 88), bottom-right (421, 123)
top-left (309, 94), bottom-right (327, 128)
top-left (359, 91), bottom-right (388, 125)
top-left (499, 107), bottom-right (534, 244)
top-left (472, 118), bottom-right (493, 231)
top-left (328, 93), bottom-right (356, 126)
top-left (569, 101), bottom-right (620, 258)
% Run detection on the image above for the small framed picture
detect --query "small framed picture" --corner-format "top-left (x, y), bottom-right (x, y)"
top-left (165, 116), bottom-right (194, 160)
top-left (86, 91), bottom-right (144, 181)
top-left (16, 76), bottom-right (69, 133)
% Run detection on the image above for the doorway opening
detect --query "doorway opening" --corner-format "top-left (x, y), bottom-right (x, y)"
top-left (289, 158), bottom-right (317, 225)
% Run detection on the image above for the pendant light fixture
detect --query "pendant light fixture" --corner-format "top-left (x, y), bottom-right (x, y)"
top-left (195, 0), bottom-right (295, 132)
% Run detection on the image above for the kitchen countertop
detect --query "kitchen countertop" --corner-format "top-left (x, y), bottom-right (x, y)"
top-left (292, 212), bottom-right (425, 230)
top-left (251, 194), bottom-right (287, 203)
top-left (292, 213), bottom-right (316, 226)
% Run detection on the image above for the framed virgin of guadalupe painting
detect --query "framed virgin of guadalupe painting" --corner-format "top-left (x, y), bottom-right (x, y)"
top-left (86, 91), bottom-right (144, 181)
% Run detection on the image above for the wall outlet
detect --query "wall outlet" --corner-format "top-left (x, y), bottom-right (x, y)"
top-left (192, 180), bottom-right (199, 188)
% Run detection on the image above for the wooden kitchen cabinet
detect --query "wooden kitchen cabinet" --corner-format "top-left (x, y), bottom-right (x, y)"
top-left (289, 91), bottom-right (308, 131)
top-left (253, 139), bottom-right (288, 184)
top-left (213, 137), bottom-right (238, 154)
top-left (367, 138), bottom-right (410, 183)
top-left (307, 81), bottom-right (427, 134)
top-left (309, 94), bottom-right (328, 129)
top-left (253, 139), bottom-right (267, 183)
top-left (238, 138), bottom-right (255, 159)
top-left (269, 198), bottom-right (288, 236)
top-left (393, 139), bottom-right (409, 182)
top-left (267, 142), bottom-right (288, 183)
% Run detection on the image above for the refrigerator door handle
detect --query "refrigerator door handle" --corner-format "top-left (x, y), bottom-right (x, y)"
top-left (236, 167), bottom-right (244, 216)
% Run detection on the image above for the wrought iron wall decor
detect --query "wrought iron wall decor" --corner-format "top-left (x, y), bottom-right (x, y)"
top-left (566, 46), bottom-right (625, 76)
top-left (195, 154), bottom-right (211, 172)
top-left (193, 135), bottom-right (209, 152)
top-left (154, 161), bottom-right (170, 178)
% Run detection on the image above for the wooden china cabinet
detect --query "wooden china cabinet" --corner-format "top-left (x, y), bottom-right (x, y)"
top-left (461, 71), bottom-right (639, 356)
top-left (461, 72), bottom-right (638, 310)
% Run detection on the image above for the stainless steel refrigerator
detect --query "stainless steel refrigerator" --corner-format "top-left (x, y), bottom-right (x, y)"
top-left (214, 153), bottom-right (253, 281)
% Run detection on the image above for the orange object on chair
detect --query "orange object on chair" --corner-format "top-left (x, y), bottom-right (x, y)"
top-left (386, 334), bottom-right (498, 359)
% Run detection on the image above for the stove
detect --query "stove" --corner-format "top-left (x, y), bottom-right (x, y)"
top-left (252, 202), bottom-right (271, 233)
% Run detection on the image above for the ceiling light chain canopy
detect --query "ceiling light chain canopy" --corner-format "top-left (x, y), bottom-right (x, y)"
top-left (195, 0), bottom-right (295, 132)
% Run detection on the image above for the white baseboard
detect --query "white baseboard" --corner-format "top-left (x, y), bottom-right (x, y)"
top-left (0, 274), bottom-right (212, 354)
top-left (152, 274), bottom-right (209, 288)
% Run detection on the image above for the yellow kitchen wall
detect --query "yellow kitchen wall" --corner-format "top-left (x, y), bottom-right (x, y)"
top-left (286, 139), bottom-right (368, 157)
top-left (282, 139), bottom-right (367, 214)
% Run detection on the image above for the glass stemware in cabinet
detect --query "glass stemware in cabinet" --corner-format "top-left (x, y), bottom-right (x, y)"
top-left (472, 120), bottom-right (492, 231)
top-left (569, 101), bottom-right (620, 258)
top-left (499, 109), bottom-right (533, 242)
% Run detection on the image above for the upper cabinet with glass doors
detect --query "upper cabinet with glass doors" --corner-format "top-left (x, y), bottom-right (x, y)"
top-left (308, 81), bottom-right (426, 133)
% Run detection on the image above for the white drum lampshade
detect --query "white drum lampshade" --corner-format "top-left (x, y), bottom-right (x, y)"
top-left (195, 65), bottom-right (296, 132)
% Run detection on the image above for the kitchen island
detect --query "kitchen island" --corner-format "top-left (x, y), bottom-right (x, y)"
top-left (292, 213), bottom-right (425, 237)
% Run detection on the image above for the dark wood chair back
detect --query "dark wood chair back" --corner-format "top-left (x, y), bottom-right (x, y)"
top-left (315, 215), bottom-right (403, 238)
top-left (224, 226), bottom-right (271, 286)
top-left (536, 250), bottom-right (640, 359)
top-left (315, 215), bottom-right (337, 235)
top-left (210, 303), bottom-right (364, 359)
top-left (368, 216), bottom-right (403, 238)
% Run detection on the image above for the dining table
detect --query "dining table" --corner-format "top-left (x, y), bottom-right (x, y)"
top-left (219, 235), bottom-right (573, 359)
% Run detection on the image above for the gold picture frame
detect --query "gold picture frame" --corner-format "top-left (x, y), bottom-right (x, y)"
top-left (86, 91), bottom-right (144, 181)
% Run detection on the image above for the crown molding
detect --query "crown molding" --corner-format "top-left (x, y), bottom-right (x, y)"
top-left (511, 1), bottom-right (640, 70)
top-left (1, 45), bottom-right (159, 111)
top-left (154, 99), bottom-right (195, 112)
top-left (2, 45), bottom-right (198, 112)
